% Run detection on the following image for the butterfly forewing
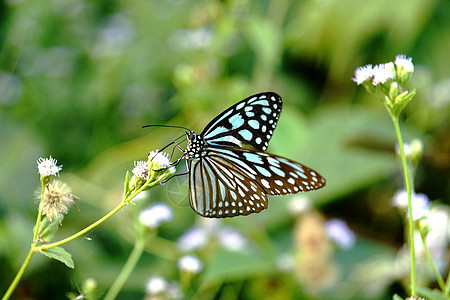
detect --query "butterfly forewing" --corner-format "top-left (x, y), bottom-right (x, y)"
top-left (201, 92), bottom-right (282, 151)
top-left (188, 146), bottom-right (325, 218)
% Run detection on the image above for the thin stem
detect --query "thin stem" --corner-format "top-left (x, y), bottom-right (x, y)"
top-left (36, 180), bottom-right (159, 251)
top-left (33, 184), bottom-right (45, 241)
top-left (36, 201), bottom-right (127, 251)
top-left (419, 231), bottom-right (445, 291)
top-left (392, 115), bottom-right (416, 296)
top-left (2, 248), bottom-right (35, 300)
top-left (104, 236), bottom-right (145, 300)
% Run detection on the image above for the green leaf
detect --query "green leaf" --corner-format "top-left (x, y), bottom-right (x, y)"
top-left (416, 287), bottom-right (448, 300)
top-left (124, 170), bottom-right (131, 196)
top-left (392, 294), bottom-right (403, 300)
top-left (202, 250), bottom-right (274, 286)
top-left (37, 216), bottom-right (61, 242)
top-left (40, 246), bottom-right (74, 268)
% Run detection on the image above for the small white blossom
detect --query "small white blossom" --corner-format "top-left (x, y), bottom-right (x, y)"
top-left (218, 227), bottom-right (248, 251)
top-left (352, 64), bottom-right (374, 85)
top-left (177, 227), bottom-right (208, 252)
top-left (37, 156), bottom-right (62, 177)
top-left (132, 160), bottom-right (149, 180)
top-left (287, 196), bottom-right (312, 215)
top-left (372, 62), bottom-right (395, 86)
top-left (395, 55), bottom-right (414, 73)
top-left (145, 276), bottom-right (168, 295)
top-left (149, 150), bottom-right (172, 169)
top-left (139, 202), bottom-right (173, 229)
top-left (392, 190), bottom-right (430, 220)
top-left (325, 219), bottom-right (356, 250)
top-left (178, 255), bottom-right (203, 274)
top-left (276, 253), bottom-right (295, 272)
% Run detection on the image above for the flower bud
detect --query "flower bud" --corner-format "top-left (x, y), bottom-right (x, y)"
top-left (395, 55), bottom-right (414, 86)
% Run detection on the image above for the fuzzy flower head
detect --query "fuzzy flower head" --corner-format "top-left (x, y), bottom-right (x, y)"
top-left (372, 62), bottom-right (395, 86)
top-left (132, 160), bottom-right (149, 180)
top-left (129, 160), bottom-right (149, 191)
top-left (177, 254), bottom-right (204, 274)
top-left (395, 55), bottom-right (414, 85)
top-left (139, 202), bottom-right (173, 229)
top-left (39, 180), bottom-right (78, 223)
top-left (148, 150), bottom-right (176, 183)
top-left (37, 156), bottom-right (62, 182)
top-left (148, 150), bottom-right (172, 169)
top-left (392, 190), bottom-right (430, 221)
top-left (352, 64), bottom-right (374, 85)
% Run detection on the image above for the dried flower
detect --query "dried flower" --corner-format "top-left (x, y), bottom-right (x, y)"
top-left (39, 180), bottom-right (77, 223)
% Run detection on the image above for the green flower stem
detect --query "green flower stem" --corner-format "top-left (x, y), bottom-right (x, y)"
top-left (392, 115), bottom-right (416, 296)
top-left (4, 173), bottom-right (161, 299)
top-left (3, 182), bottom-right (47, 300)
top-left (36, 180), bottom-right (158, 251)
top-left (33, 183), bottom-right (46, 241)
top-left (104, 234), bottom-right (145, 300)
top-left (445, 270), bottom-right (450, 297)
top-left (2, 246), bottom-right (35, 300)
top-left (419, 230), bottom-right (445, 292)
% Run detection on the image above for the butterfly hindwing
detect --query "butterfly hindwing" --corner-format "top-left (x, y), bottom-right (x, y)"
top-left (201, 92), bottom-right (282, 151)
top-left (188, 146), bottom-right (325, 218)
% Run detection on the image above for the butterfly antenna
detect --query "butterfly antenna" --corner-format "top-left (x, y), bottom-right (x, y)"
top-left (142, 124), bottom-right (191, 131)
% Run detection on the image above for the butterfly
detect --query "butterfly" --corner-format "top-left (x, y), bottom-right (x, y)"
top-left (178, 92), bottom-right (325, 218)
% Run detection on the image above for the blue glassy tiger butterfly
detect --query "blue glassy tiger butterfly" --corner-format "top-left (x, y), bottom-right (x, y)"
top-left (158, 92), bottom-right (325, 218)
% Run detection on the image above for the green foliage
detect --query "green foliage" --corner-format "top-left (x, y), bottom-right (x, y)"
top-left (40, 246), bottom-right (74, 269)
top-left (0, 0), bottom-right (448, 298)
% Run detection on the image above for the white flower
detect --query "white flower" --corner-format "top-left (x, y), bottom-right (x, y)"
top-left (325, 219), bottom-right (356, 250)
top-left (148, 150), bottom-right (172, 169)
top-left (372, 62), bottom-right (395, 86)
top-left (37, 156), bottom-right (62, 177)
top-left (352, 64), bottom-right (374, 85)
top-left (145, 276), bottom-right (168, 295)
top-left (392, 190), bottom-right (430, 220)
top-left (139, 202), bottom-right (173, 229)
top-left (218, 227), bottom-right (248, 251)
top-left (276, 253), bottom-right (295, 272)
top-left (178, 255), bottom-right (204, 274)
top-left (395, 55), bottom-right (414, 73)
top-left (132, 160), bottom-right (148, 180)
top-left (287, 196), bottom-right (312, 215)
top-left (177, 227), bottom-right (208, 252)
top-left (145, 277), bottom-right (183, 299)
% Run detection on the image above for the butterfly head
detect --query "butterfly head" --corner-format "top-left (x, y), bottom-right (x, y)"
top-left (185, 131), bottom-right (205, 159)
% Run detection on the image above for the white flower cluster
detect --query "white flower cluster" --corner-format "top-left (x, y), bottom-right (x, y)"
top-left (148, 150), bottom-right (172, 169)
top-left (139, 202), bottom-right (173, 229)
top-left (177, 219), bottom-right (249, 252)
top-left (352, 54), bottom-right (413, 86)
top-left (145, 276), bottom-right (182, 299)
top-left (391, 190), bottom-right (430, 221)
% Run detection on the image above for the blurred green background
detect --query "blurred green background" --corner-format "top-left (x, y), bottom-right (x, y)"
top-left (0, 0), bottom-right (448, 299)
